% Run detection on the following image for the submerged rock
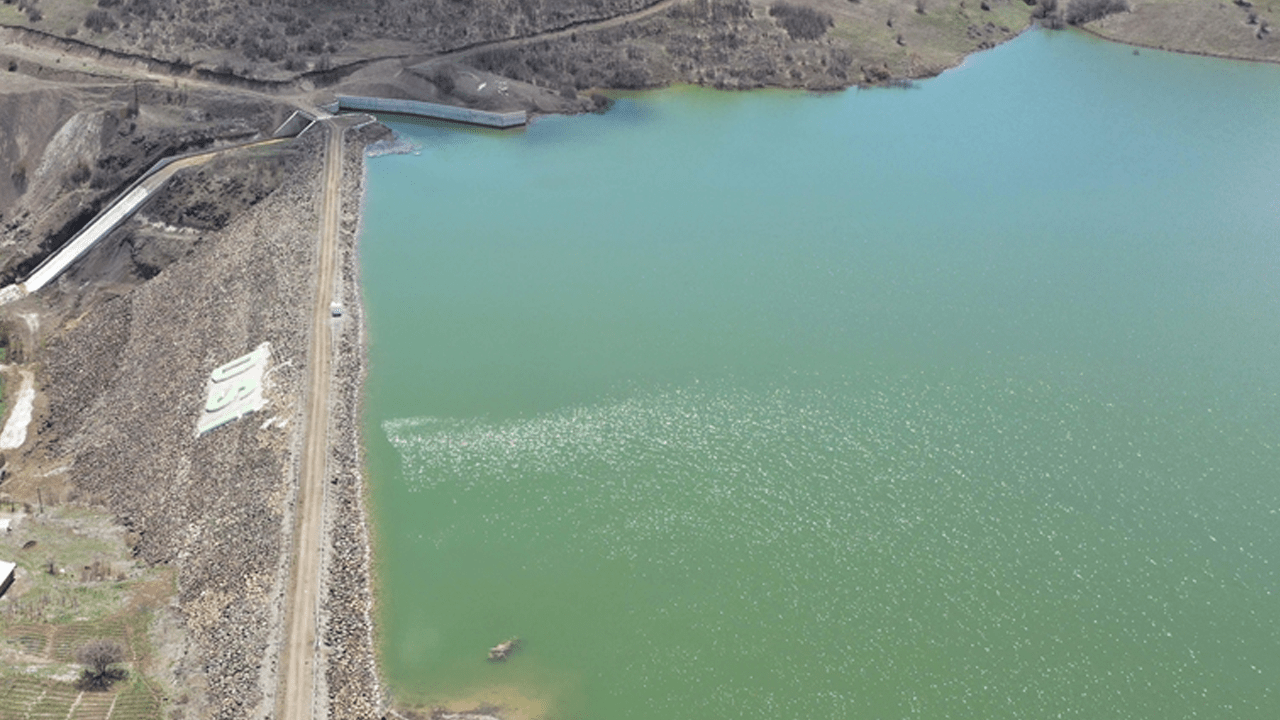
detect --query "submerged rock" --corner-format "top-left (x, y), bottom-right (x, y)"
top-left (487, 637), bottom-right (520, 662)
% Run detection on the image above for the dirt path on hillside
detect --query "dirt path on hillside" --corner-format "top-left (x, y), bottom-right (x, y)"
top-left (276, 120), bottom-right (343, 720)
top-left (2, 0), bottom-right (696, 100)
top-left (411, 0), bottom-right (687, 68)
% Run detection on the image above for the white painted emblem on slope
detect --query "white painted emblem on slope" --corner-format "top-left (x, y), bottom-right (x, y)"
top-left (197, 342), bottom-right (271, 436)
top-left (0, 370), bottom-right (36, 450)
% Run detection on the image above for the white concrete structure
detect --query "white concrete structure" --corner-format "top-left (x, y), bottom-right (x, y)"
top-left (0, 559), bottom-right (15, 599)
top-left (197, 342), bottom-right (271, 435)
top-left (273, 110), bottom-right (318, 138)
top-left (21, 186), bottom-right (151, 294)
top-left (335, 95), bottom-right (527, 128)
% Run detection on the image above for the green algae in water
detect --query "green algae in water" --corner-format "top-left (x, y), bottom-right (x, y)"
top-left (361, 30), bottom-right (1280, 719)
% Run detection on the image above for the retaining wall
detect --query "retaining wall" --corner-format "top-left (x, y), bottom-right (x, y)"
top-left (335, 95), bottom-right (527, 128)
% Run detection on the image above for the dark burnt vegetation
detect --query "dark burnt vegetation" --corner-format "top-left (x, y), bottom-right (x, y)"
top-left (1029, 0), bottom-right (1065, 28)
top-left (10, 163), bottom-right (28, 195)
top-left (143, 150), bottom-right (294, 232)
top-left (75, 0), bottom-right (658, 77)
top-left (769, 2), bottom-right (833, 41)
top-left (1064, 0), bottom-right (1127, 25)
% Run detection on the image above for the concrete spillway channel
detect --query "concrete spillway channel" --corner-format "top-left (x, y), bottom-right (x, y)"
top-left (0, 114), bottom-right (317, 305)
top-left (19, 153), bottom-right (211, 295)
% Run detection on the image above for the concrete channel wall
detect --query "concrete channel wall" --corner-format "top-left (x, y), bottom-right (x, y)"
top-left (335, 95), bottom-right (527, 128)
top-left (273, 110), bottom-right (318, 138)
top-left (22, 185), bottom-right (153, 293)
top-left (0, 125), bottom-right (308, 305)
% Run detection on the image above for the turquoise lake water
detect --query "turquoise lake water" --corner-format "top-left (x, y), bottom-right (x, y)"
top-left (360, 29), bottom-right (1280, 719)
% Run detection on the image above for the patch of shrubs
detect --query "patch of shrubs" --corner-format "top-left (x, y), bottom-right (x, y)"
top-left (84, 9), bottom-right (118, 33)
top-left (1031, 0), bottom-right (1065, 28)
top-left (284, 17), bottom-right (311, 37)
top-left (18, 0), bottom-right (42, 22)
top-left (1064, 0), bottom-right (1128, 24)
top-left (11, 164), bottom-right (27, 194)
top-left (671, 0), bottom-right (752, 23)
top-left (124, 0), bottom-right (158, 22)
top-left (769, 2), bottom-right (833, 41)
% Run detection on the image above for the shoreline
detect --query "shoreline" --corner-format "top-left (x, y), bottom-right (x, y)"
top-left (1076, 24), bottom-right (1280, 67)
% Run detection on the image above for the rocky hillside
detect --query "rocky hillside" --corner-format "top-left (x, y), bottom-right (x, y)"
top-left (3, 0), bottom-right (1040, 88)
top-left (3, 0), bottom-right (1277, 95)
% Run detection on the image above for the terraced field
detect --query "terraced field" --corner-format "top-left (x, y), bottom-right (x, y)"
top-left (0, 508), bottom-right (167, 720)
top-left (3, 619), bottom-right (137, 662)
top-left (0, 676), bottom-right (161, 720)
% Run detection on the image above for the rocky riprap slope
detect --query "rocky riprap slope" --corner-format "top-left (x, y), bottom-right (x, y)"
top-left (38, 129), bottom-right (325, 720)
top-left (317, 122), bottom-right (388, 720)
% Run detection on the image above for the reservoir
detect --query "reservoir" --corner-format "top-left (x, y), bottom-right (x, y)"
top-left (360, 30), bottom-right (1280, 719)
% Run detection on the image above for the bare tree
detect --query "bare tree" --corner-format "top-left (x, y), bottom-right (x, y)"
top-left (76, 639), bottom-right (128, 690)
top-left (1065, 0), bottom-right (1128, 25)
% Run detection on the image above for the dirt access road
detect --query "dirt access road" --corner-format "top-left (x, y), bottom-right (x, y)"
top-left (410, 0), bottom-right (687, 68)
top-left (276, 119), bottom-right (345, 720)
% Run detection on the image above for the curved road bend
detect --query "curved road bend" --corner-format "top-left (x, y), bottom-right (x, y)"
top-left (278, 119), bottom-right (344, 720)
top-left (412, 0), bottom-right (687, 68)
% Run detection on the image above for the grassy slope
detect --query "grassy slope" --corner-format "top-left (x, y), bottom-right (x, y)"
top-left (1082, 0), bottom-right (1280, 63)
top-left (827, 0), bottom-right (1032, 71)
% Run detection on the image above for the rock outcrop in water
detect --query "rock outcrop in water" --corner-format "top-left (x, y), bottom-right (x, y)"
top-left (487, 637), bottom-right (521, 662)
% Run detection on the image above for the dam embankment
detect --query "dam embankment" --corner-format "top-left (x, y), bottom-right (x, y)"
top-left (317, 125), bottom-right (385, 720)
top-left (15, 117), bottom-right (386, 720)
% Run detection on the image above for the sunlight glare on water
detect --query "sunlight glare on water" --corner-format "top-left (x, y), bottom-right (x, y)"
top-left (362, 29), bottom-right (1280, 720)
